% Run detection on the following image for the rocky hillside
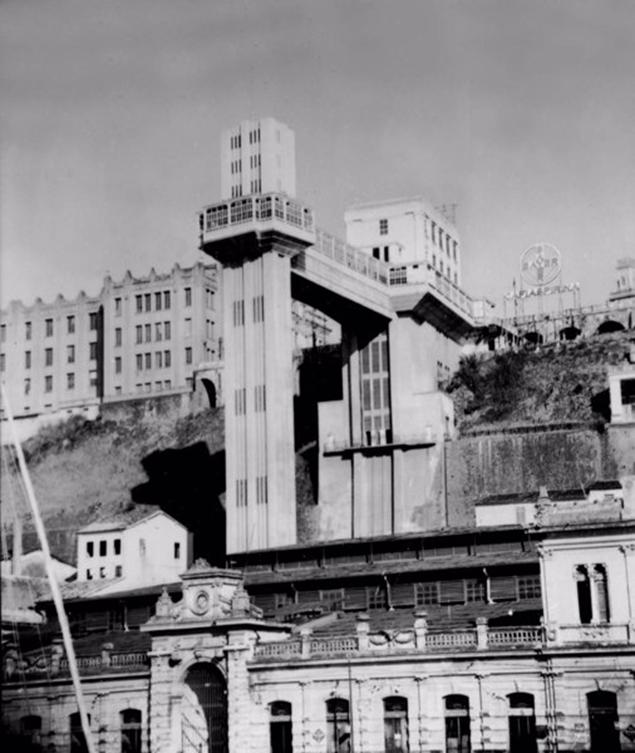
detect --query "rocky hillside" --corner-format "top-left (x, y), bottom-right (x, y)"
top-left (448, 332), bottom-right (633, 432)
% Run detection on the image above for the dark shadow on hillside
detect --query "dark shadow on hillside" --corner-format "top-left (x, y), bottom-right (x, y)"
top-left (131, 442), bottom-right (226, 566)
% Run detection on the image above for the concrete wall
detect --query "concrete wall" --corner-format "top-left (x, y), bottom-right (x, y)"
top-left (446, 427), bottom-right (608, 528)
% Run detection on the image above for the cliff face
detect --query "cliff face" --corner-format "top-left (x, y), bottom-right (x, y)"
top-left (2, 406), bottom-right (225, 564)
top-left (448, 333), bottom-right (633, 430)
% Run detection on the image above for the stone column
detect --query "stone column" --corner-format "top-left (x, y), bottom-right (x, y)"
top-left (476, 617), bottom-right (488, 650)
top-left (414, 610), bottom-right (428, 649)
top-left (147, 650), bottom-right (174, 753)
top-left (356, 613), bottom-right (370, 651)
top-left (226, 630), bottom-right (255, 753)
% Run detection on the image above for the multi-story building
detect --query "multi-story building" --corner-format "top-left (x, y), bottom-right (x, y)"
top-left (220, 117), bottom-right (296, 200)
top-left (345, 197), bottom-right (462, 287)
top-left (0, 262), bottom-right (219, 438)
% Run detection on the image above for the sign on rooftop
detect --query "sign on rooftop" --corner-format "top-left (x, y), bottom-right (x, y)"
top-left (521, 243), bottom-right (561, 288)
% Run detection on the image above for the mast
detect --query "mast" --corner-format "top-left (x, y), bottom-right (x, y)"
top-left (1, 384), bottom-right (97, 753)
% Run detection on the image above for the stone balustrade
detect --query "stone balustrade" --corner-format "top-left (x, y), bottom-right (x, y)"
top-left (252, 614), bottom-right (547, 662)
top-left (2, 642), bottom-right (150, 681)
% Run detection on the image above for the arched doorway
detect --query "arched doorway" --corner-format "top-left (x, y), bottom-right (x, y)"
top-left (596, 320), bottom-right (625, 335)
top-left (201, 378), bottom-right (217, 408)
top-left (182, 662), bottom-right (227, 753)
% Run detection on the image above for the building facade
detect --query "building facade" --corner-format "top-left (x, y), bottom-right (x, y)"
top-left (0, 263), bottom-right (220, 437)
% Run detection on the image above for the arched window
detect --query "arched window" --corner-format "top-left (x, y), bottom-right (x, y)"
top-left (384, 697), bottom-right (409, 753)
top-left (69, 712), bottom-right (91, 753)
top-left (20, 714), bottom-right (42, 753)
top-left (575, 566), bottom-right (592, 624)
top-left (508, 693), bottom-right (537, 753)
top-left (120, 709), bottom-right (142, 753)
top-left (588, 691), bottom-right (620, 753)
top-left (269, 701), bottom-right (292, 753)
top-left (593, 565), bottom-right (610, 623)
top-left (326, 698), bottom-right (350, 753)
top-left (444, 695), bottom-right (470, 753)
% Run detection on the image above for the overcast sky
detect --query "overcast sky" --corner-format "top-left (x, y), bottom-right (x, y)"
top-left (1, 0), bottom-right (634, 312)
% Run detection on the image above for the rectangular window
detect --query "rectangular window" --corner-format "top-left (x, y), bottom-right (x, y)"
top-left (164, 321), bottom-right (171, 340)
top-left (184, 318), bottom-right (192, 337)
top-left (25, 321), bottom-right (32, 340)
top-left (115, 297), bottom-right (122, 316)
top-left (99, 566), bottom-right (106, 578)
top-left (89, 342), bottom-right (97, 360)
top-left (254, 384), bottom-right (266, 412)
top-left (206, 289), bottom-right (214, 309)
top-left (115, 565), bottom-right (122, 578)
top-left (136, 354), bottom-right (143, 371)
top-left (136, 325), bottom-right (143, 344)
top-left (253, 295), bottom-right (265, 323)
top-left (45, 318), bottom-right (53, 337)
top-left (115, 328), bottom-right (122, 347)
top-left (367, 585), bottom-right (387, 610)
top-left (415, 582), bottom-right (440, 606)
top-left (89, 312), bottom-right (98, 330)
top-left (115, 357), bottom-right (122, 374)
top-left (99, 540), bottom-right (107, 556)
top-left (155, 380), bottom-right (162, 391)
top-left (379, 218), bottom-right (388, 235)
top-left (145, 323), bottom-right (152, 342)
top-left (155, 323), bottom-right (162, 341)
top-left (234, 387), bottom-right (247, 415)
top-left (465, 579), bottom-right (485, 603)
top-left (0, 324), bottom-right (5, 342)
top-left (24, 378), bottom-right (31, 395)
top-left (165, 379), bottom-right (172, 390)
top-left (67, 373), bottom-right (75, 390)
top-left (67, 345), bottom-right (75, 363)
top-left (114, 539), bottom-right (121, 555)
top-left (89, 369), bottom-right (98, 388)
top-left (155, 352), bottom-right (163, 369)
top-left (44, 375), bottom-right (53, 392)
top-left (174, 542), bottom-right (181, 559)
top-left (155, 291), bottom-right (162, 310)
top-left (233, 299), bottom-right (245, 327)
top-left (185, 347), bottom-right (192, 365)
top-left (25, 351), bottom-right (31, 369)
top-left (86, 569), bottom-right (92, 580)
top-left (136, 295), bottom-right (143, 313)
top-left (517, 576), bottom-right (541, 599)
top-left (164, 350), bottom-right (171, 367)
top-left (67, 315), bottom-right (75, 334)
top-left (86, 541), bottom-right (94, 557)
top-left (45, 348), bottom-right (53, 366)
top-left (145, 353), bottom-right (151, 369)
top-left (0, 354), bottom-right (5, 372)
top-left (185, 287), bottom-right (192, 307)
top-left (164, 291), bottom-right (171, 309)
top-left (144, 293), bottom-right (151, 312)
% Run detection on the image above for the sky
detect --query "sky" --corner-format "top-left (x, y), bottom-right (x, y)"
top-left (1, 0), bottom-right (634, 313)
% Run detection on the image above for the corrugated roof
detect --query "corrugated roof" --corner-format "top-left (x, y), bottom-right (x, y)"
top-left (245, 551), bottom-right (539, 586)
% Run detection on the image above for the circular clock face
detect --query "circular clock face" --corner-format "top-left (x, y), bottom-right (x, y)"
top-left (192, 590), bottom-right (210, 615)
top-left (521, 243), bottom-right (561, 288)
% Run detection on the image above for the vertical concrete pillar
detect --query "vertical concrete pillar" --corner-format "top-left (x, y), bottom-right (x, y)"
top-left (147, 651), bottom-right (174, 753)
top-left (226, 632), bottom-right (254, 753)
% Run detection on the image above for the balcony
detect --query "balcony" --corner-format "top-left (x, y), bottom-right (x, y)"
top-left (199, 193), bottom-right (316, 261)
top-left (323, 429), bottom-right (436, 456)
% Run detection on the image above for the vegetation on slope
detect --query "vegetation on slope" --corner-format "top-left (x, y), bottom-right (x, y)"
top-left (448, 333), bottom-right (633, 432)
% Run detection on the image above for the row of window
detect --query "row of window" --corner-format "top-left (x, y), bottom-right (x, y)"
top-left (86, 538), bottom-right (121, 557)
top-left (266, 576), bottom-right (542, 612)
top-left (271, 690), bottom-right (622, 753)
top-left (134, 350), bottom-right (173, 371)
top-left (134, 290), bottom-right (172, 313)
top-left (135, 380), bottom-right (173, 394)
top-left (15, 709), bottom-right (142, 753)
top-left (26, 372), bottom-right (97, 394)
top-left (234, 385), bottom-right (267, 415)
top-left (133, 321), bottom-right (172, 344)
top-left (6, 313), bottom-right (100, 343)
top-left (17, 343), bottom-right (95, 370)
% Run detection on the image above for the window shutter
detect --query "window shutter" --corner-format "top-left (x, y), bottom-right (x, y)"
top-left (391, 582), bottom-right (415, 607)
top-left (490, 576), bottom-right (517, 602)
top-left (439, 579), bottom-right (465, 605)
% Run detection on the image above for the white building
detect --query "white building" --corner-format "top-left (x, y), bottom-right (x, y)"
top-left (220, 117), bottom-right (296, 200)
top-left (344, 196), bottom-right (462, 286)
top-left (76, 511), bottom-right (191, 585)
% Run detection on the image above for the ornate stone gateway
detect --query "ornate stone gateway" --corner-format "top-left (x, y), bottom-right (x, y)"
top-left (140, 559), bottom-right (290, 753)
